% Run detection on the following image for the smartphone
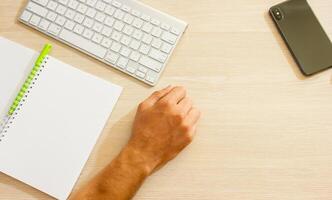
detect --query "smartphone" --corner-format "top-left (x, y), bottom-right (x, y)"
top-left (270, 0), bottom-right (332, 75)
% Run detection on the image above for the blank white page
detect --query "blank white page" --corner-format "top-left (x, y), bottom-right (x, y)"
top-left (0, 37), bottom-right (38, 119)
top-left (0, 56), bottom-right (122, 199)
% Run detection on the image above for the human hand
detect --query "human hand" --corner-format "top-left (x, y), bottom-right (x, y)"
top-left (126, 86), bottom-right (201, 174)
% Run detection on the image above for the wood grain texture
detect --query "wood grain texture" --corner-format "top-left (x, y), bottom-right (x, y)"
top-left (1, 0), bottom-right (332, 199)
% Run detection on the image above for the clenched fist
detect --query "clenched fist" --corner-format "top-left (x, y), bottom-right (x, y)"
top-left (128, 85), bottom-right (201, 173)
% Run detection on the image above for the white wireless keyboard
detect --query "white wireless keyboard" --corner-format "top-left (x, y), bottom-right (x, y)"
top-left (19, 0), bottom-right (187, 86)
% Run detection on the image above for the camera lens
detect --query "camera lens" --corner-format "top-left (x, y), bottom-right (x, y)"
top-left (273, 8), bottom-right (283, 20)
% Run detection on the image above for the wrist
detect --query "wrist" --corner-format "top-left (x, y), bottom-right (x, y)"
top-left (119, 144), bottom-right (155, 177)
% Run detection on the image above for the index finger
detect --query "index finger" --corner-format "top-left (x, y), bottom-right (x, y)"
top-left (160, 86), bottom-right (187, 104)
top-left (144, 85), bottom-right (174, 105)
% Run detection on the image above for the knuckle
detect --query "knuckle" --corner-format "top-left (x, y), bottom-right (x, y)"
top-left (137, 102), bottom-right (146, 111)
top-left (180, 123), bottom-right (192, 133)
top-left (174, 113), bottom-right (185, 123)
top-left (158, 99), bottom-right (172, 108)
top-left (175, 86), bottom-right (186, 93)
top-left (183, 133), bottom-right (193, 143)
top-left (177, 86), bottom-right (186, 90)
top-left (152, 91), bottom-right (162, 98)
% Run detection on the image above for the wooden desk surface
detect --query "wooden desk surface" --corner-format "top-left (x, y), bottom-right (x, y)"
top-left (1, 0), bottom-right (332, 199)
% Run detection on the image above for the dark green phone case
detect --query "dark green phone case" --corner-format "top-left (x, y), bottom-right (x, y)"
top-left (270, 0), bottom-right (332, 75)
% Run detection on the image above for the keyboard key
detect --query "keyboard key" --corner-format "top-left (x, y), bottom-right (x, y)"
top-left (121, 5), bottom-right (131, 12)
top-left (142, 23), bottom-right (153, 33)
top-left (92, 33), bottom-right (103, 44)
top-left (86, 8), bottom-right (96, 18)
top-left (83, 17), bottom-right (94, 28)
top-left (131, 9), bottom-right (140, 17)
top-left (68, 0), bottom-right (79, 9)
top-left (151, 38), bottom-right (162, 49)
top-left (111, 31), bottom-right (122, 41)
top-left (110, 42), bottom-right (121, 52)
top-left (170, 27), bottom-right (181, 35)
top-left (114, 21), bottom-right (124, 31)
top-left (64, 20), bottom-right (75, 30)
top-left (120, 47), bottom-right (131, 57)
top-left (86, 0), bottom-right (97, 7)
top-left (146, 70), bottom-right (158, 83)
top-left (83, 29), bottom-right (94, 39)
top-left (73, 24), bottom-right (84, 34)
top-left (129, 51), bottom-right (140, 61)
top-left (160, 42), bottom-right (172, 54)
top-left (139, 56), bottom-right (162, 72)
top-left (77, 3), bottom-right (88, 14)
top-left (95, 12), bottom-right (106, 22)
top-left (149, 49), bottom-right (167, 63)
top-left (105, 51), bottom-right (119, 64)
top-left (161, 23), bottom-right (170, 31)
top-left (105, 5), bottom-right (115, 16)
top-left (139, 44), bottom-right (150, 55)
top-left (151, 27), bottom-right (162, 37)
top-left (114, 10), bottom-right (125, 20)
top-left (59, 29), bottom-right (107, 58)
top-left (46, 11), bottom-right (57, 21)
top-left (123, 14), bottom-right (134, 24)
top-left (135, 71), bottom-right (145, 79)
top-left (127, 61), bottom-right (139, 71)
top-left (132, 29), bottom-right (143, 40)
top-left (129, 40), bottom-right (140, 50)
top-left (30, 15), bottom-right (41, 26)
top-left (32, 0), bottom-right (49, 6)
top-left (55, 15), bottom-right (66, 26)
top-left (101, 26), bottom-right (112, 37)
top-left (142, 34), bottom-right (152, 44)
top-left (27, 2), bottom-right (48, 17)
top-left (117, 57), bottom-right (129, 69)
top-left (120, 35), bottom-right (131, 46)
top-left (132, 18), bottom-right (143, 28)
top-left (56, 4), bottom-right (67, 15)
top-left (48, 23), bottom-right (61, 35)
top-left (112, 1), bottom-right (121, 8)
top-left (101, 38), bottom-right (112, 48)
top-left (126, 66), bottom-right (136, 74)
top-left (20, 11), bottom-right (32, 22)
top-left (123, 25), bottom-right (134, 35)
top-left (59, 0), bottom-right (69, 5)
top-left (138, 66), bottom-right (148, 74)
top-left (74, 13), bottom-right (85, 23)
top-left (105, 16), bottom-right (115, 27)
top-left (65, 9), bottom-right (76, 19)
top-left (161, 32), bottom-right (177, 44)
top-left (141, 14), bottom-right (150, 21)
top-left (92, 22), bottom-right (103, 32)
top-left (150, 18), bottom-right (160, 26)
top-left (47, 1), bottom-right (58, 10)
top-left (95, 1), bottom-right (106, 11)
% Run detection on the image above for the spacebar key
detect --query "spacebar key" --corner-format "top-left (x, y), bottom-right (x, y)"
top-left (59, 29), bottom-right (107, 59)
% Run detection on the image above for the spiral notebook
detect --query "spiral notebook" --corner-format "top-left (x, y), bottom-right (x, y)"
top-left (0, 37), bottom-right (122, 199)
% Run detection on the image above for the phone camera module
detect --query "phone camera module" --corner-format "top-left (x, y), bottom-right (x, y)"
top-left (273, 8), bottom-right (283, 20)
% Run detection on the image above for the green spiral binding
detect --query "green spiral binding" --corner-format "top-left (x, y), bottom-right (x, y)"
top-left (7, 44), bottom-right (52, 116)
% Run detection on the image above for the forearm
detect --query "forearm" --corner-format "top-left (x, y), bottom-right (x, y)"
top-left (71, 86), bottom-right (200, 200)
top-left (71, 146), bottom-right (151, 200)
